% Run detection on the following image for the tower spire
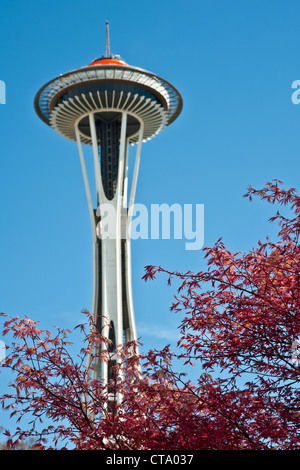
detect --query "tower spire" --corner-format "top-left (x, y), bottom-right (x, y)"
top-left (105, 21), bottom-right (111, 58)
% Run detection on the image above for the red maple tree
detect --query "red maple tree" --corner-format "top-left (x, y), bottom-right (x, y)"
top-left (0, 180), bottom-right (299, 449)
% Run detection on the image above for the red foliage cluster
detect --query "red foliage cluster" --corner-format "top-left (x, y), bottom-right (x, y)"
top-left (0, 180), bottom-right (299, 449)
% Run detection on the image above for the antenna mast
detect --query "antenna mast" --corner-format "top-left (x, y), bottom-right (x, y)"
top-left (105, 21), bottom-right (111, 57)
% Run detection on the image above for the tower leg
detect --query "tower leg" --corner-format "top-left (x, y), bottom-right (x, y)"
top-left (75, 111), bottom-right (142, 409)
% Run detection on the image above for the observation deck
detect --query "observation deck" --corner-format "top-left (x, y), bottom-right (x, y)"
top-left (34, 56), bottom-right (182, 145)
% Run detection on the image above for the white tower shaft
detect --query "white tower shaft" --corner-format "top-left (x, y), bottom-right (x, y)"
top-left (75, 111), bottom-right (143, 403)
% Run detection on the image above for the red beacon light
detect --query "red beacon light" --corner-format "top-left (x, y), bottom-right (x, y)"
top-left (88, 54), bottom-right (128, 67)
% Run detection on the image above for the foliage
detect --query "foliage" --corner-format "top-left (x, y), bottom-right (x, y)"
top-left (0, 180), bottom-right (299, 449)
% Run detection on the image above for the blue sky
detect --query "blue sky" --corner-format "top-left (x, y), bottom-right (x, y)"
top-left (1, 0), bottom-right (300, 435)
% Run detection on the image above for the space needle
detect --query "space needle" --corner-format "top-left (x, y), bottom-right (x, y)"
top-left (34, 23), bottom-right (182, 400)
